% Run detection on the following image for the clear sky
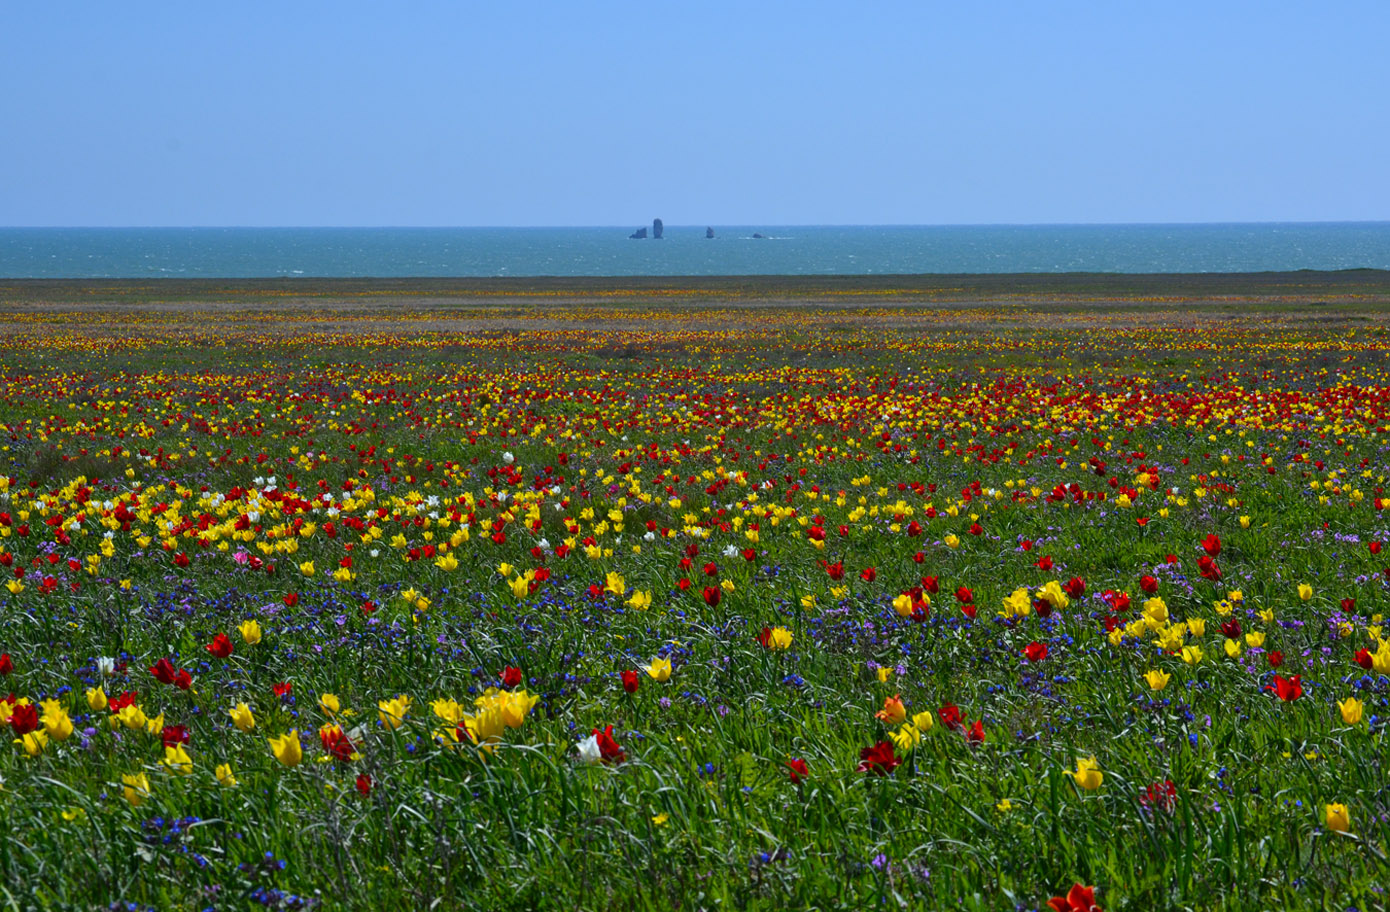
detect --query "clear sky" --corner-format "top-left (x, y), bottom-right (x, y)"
top-left (2, 2), bottom-right (1386, 227)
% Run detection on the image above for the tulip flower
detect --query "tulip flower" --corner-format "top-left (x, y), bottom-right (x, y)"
top-left (162, 744), bottom-right (193, 775)
top-left (15, 729), bottom-right (47, 756)
top-left (215, 763), bottom-right (238, 787)
top-left (1047, 883), bottom-right (1101, 912)
top-left (1268, 674), bottom-right (1302, 702)
top-left (1325, 803), bottom-right (1351, 834)
top-left (122, 772), bottom-right (151, 806)
top-left (1068, 757), bottom-right (1104, 791)
top-left (229, 703), bottom-right (256, 732)
top-left (1338, 697), bottom-right (1363, 725)
top-left (786, 758), bottom-right (809, 783)
top-left (645, 657), bottom-right (672, 682)
top-left (269, 730), bottom-right (303, 767)
top-left (238, 620), bottom-right (262, 644)
top-left (757, 626), bottom-right (794, 650)
top-left (875, 694), bottom-right (907, 725)
top-left (378, 694), bottom-right (412, 730)
top-left (87, 687), bottom-right (108, 711)
top-left (857, 741), bottom-right (900, 776)
top-left (319, 693), bottom-right (341, 715)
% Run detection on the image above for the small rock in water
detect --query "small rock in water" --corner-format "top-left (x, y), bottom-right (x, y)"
top-left (706, 227), bottom-right (715, 239)
top-left (652, 218), bottom-right (664, 239)
top-left (629, 227), bottom-right (648, 239)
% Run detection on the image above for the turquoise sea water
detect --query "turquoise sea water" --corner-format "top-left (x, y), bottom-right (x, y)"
top-left (1, 224), bottom-right (1387, 278)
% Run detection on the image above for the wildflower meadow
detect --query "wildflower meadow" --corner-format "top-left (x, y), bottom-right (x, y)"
top-left (1, 278), bottom-right (1388, 911)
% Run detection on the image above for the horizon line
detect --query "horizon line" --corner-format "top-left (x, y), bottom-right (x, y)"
top-left (3, 220), bottom-right (1389, 231)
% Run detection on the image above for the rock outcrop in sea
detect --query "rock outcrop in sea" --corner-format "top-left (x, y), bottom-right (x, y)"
top-left (706, 227), bottom-right (715, 238)
top-left (629, 227), bottom-right (647, 239)
top-left (652, 219), bottom-right (663, 239)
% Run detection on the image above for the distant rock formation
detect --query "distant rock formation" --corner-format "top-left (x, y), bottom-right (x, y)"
top-left (706, 227), bottom-right (715, 239)
top-left (629, 227), bottom-right (648, 239)
top-left (652, 218), bottom-right (664, 239)
top-left (752, 232), bottom-right (765, 239)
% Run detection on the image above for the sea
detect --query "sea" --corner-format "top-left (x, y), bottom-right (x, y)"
top-left (1, 223), bottom-right (1388, 278)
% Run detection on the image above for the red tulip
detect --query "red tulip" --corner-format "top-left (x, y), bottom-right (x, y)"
top-left (501, 666), bottom-right (523, 688)
top-left (320, 725), bottom-right (356, 761)
top-left (1268, 651), bottom-right (1284, 669)
top-left (1063, 577), bottom-right (1086, 599)
top-left (1023, 642), bottom-right (1049, 663)
top-left (0, 653), bottom-right (11, 675)
top-left (355, 773), bottom-right (373, 795)
top-left (592, 725), bottom-right (626, 764)
top-left (702, 586), bottom-right (722, 607)
top-left (149, 658), bottom-right (177, 685)
top-left (621, 670), bottom-right (640, 693)
top-left (786, 758), bottom-right (809, 784)
top-left (1267, 673), bottom-right (1301, 701)
top-left (859, 567), bottom-right (877, 583)
top-left (1047, 883), bottom-right (1101, 912)
top-left (1355, 648), bottom-right (1373, 669)
top-left (857, 740), bottom-right (900, 776)
top-left (1139, 574), bottom-right (1158, 594)
top-left (8, 702), bottom-right (38, 736)
top-left (205, 633), bottom-right (233, 659)
top-left (1202, 534), bottom-right (1221, 558)
top-left (955, 586), bottom-right (974, 604)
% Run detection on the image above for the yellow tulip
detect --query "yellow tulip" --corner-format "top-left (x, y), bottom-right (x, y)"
top-left (117, 704), bottom-right (147, 730)
top-left (15, 730), bottom-right (47, 757)
top-left (269, 730), bottom-right (303, 767)
top-left (645, 657), bottom-right (672, 682)
top-left (122, 772), bottom-right (151, 806)
top-left (42, 708), bottom-right (74, 741)
top-left (1325, 803), bottom-right (1351, 833)
top-left (912, 710), bottom-right (934, 732)
top-left (1144, 669), bottom-right (1171, 691)
top-left (238, 620), bottom-right (262, 644)
top-left (319, 693), bottom-right (341, 715)
top-left (215, 763), bottom-right (238, 787)
top-left (1338, 697), bottom-right (1363, 725)
top-left (162, 744), bottom-right (193, 776)
top-left (766, 627), bottom-right (793, 650)
top-left (378, 694), bottom-right (412, 729)
top-left (229, 703), bottom-right (256, 732)
top-left (86, 687), bottom-right (108, 711)
top-left (1068, 756), bottom-right (1104, 790)
top-left (1297, 583), bottom-right (1313, 602)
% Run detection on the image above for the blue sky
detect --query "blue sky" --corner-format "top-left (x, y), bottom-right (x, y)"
top-left (2, 2), bottom-right (1386, 226)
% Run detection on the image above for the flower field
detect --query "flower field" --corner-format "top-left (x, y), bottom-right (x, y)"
top-left (2, 286), bottom-right (1389, 910)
